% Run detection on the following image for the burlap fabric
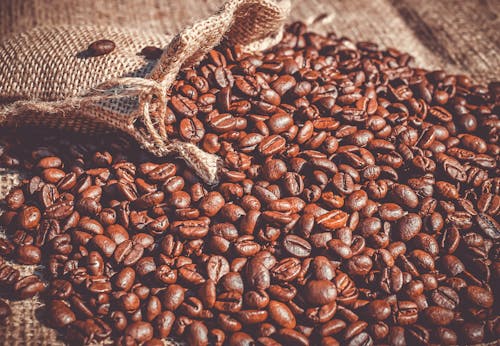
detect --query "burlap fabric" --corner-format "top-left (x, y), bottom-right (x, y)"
top-left (0, 0), bottom-right (291, 186)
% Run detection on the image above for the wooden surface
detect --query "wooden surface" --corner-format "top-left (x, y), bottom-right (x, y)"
top-left (1, 0), bottom-right (499, 83)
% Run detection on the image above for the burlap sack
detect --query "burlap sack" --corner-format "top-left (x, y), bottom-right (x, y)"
top-left (0, 0), bottom-right (291, 185)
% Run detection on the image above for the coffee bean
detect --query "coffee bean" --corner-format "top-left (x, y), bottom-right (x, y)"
top-left (464, 285), bottom-right (494, 308)
top-left (87, 39), bottom-right (115, 57)
top-left (461, 322), bottom-right (485, 344)
top-left (47, 300), bottom-right (76, 328)
top-left (206, 255), bottom-right (230, 283)
top-left (18, 206), bottom-right (41, 230)
top-left (186, 321), bottom-right (209, 346)
top-left (268, 300), bottom-right (296, 328)
top-left (282, 235), bottom-right (311, 258)
top-left (393, 300), bottom-right (418, 325)
top-left (16, 245), bottom-right (42, 264)
top-left (141, 46), bottom-right (163, 59)
top-left (423, 306), bottom-right (454, 326)
top-left (365, 299), bottom-right (391, 321)
top-left (396, 213), bottom-right (422, 241)
top-left (345, 255), bottom-right (373, 276)
top-left (125, 321), bottom-right (153, 343)
top-left (13, 275), bottom-right (46, 298)
top-left (304, 280), bottom-right (337, 306)
top-left (6, 188), bottom-right (25, 210)
top-left (199, 191), bottom-right (225, 217)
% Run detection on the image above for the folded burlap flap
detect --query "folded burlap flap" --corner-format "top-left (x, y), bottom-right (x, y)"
top-left (0, 0), bottom-right (291, 185)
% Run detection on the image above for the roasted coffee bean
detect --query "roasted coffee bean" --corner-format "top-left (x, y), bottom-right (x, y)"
top-left (268, 300), bottom-right (296, 328)
top-left (47, 300), bottom-right (76, 328)
top-left (13, 275), bottom-right (46, 298)
top-left (423, 306), bottom-right (454, 326)
top-left (16, 245), bottom-right (42, 264)
top-left (161, 284), bottom-right (184, 311)
top-left (304, 280), bottom-right (337, 306)
top-left (464, 285), bottom-right (494, 308)
top-left (6, 188), bottom-right (25, 210)
top-left (87, 39), bottom-right (116, 56)
top-left (365, 299), bottom-right (391, 321)
top-left (396, 213), bottom-right (422, 241)
top-left (18, 206), bottom-right (41, 230)
top-left (141, 46), bottom-right (163, 59)
top-left (431, 286), bottom-right (459, 310)
top-left (125, 321), bottom-right (154, 343)
top-left (282, 235), bottom-right (311, 258)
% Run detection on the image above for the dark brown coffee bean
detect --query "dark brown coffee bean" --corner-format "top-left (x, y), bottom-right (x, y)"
top-left (464, 285), bottom-right (494, 308)
top-left (277, 328), bottom-right (308, 346)
top-left (282, 235), bottom-right (311, 258)
top-left (18, 206), bottom-right (41, 230)
top-left (431, 286), bottom-right (459, 311)
top-left (365, 299), bottom-right (391, 321)
top-left (396, 213), bottom-right (422, 241)
top-left (316, 210), bottom-right (348, 230)
top-left (434, 327), bottom-right (458, 345)
top-left (16, 245), bottom-right (42, 264)
top-left (186, 321), bottom-right (209, 346)
top-left (125, 321), bottom-right (153, 343)
top-left (423, 306), bottom-right (454, 326)
top-left (14, 274), bottom-right (46, 299)
top-left (6, 188), bottom-right (25, 210)
top-left (304, 280), bottom-right (337, 306)
top-left (199, 191), bottom-right (225, 217)
top-left (268, 113), bottom-right (293, 134)
top-left (141, 46), bottom-right (163, 59)
top-left (345, 255), bottom-right (373, 276)
top-left (179, 118), bottom-right (205, 143)
top-left (88, 39), bottom-right (115, 56)
top-left (393, 300), bottom-right (418, 325)
top-left (378, 203), bottom-right (404, 221)
top-left (258, 135), bottom-right (286, 156)
top-left (161, 284), bottom-right (184, 311)
top-left (206, 255), bottom-right (230, 283)
top-left (476, 213), bottom-right (500, 240)
top-left (47, 300), bottom-right (76, 328)
top-left (461, 322), bottom-right (485, 344)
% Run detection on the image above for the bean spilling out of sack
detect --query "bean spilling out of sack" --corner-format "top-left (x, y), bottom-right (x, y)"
top-left (0, 0), bottom-right (499, 345)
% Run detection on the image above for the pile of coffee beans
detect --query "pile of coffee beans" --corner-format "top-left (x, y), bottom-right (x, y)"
top-left (0, 22), bottom-right (499, 345)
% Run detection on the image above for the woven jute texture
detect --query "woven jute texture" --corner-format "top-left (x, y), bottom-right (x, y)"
top-left (0, 0), bottom-right (291, 186)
